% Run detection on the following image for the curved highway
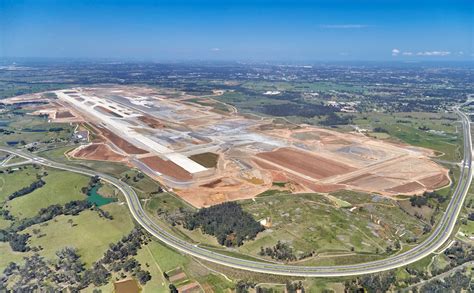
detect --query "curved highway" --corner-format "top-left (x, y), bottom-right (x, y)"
top-left (1, 106), bottom-right (471, 277)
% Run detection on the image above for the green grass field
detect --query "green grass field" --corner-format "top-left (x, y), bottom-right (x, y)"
top-left (133, 242), bottom-right (168, 292)
top-left (0, 114), bottom-right (74, 146)
top-left (0, 242), bottom-right (24, 271)
top-left (237, 193), bottom-right (389, 258)
top-left (22, 203), bottom-right (135, 267)
top-left (144, 188), bottom-right (428, 265)
top-left (121, 169), bottom-right (163, 197)
top-left (353, 112), bottom-right (462, 162)
top-left (0, 165), bottom-right (40, 202)
top-left (38, 146), bottom-right (131, 176)
top-left (5, 168), bottom-right (89, 219)
top-left (241, 81), bottom-right (363, 94)
top-left (97, 182), bottom-right (117, 198)
top-left (0, 218), bottom-right (12, 229)
top-left (4, 155), bottom-right (29, 165)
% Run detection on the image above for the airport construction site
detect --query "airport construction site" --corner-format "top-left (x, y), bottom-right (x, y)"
top-left (6, 86), bottom-right (450, 207)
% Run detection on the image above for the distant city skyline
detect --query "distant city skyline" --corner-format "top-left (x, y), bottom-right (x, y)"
top-left (1, 0), bottom-right (473, 61)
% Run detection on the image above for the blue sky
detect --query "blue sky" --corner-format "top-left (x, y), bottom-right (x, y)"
top-left (0, 0), bottom-right (472, 61)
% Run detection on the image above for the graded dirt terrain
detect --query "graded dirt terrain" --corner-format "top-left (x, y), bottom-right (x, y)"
top-left (69, 143), bottom-right (127, 162)
top-left (93, 124), bottom-right (148, 155)
top-left (256, 147), bottom-right (356, 179)
top-left (7, 87), bottom-right (450, 207)
top-left (139, 156), bottom-right (192, 181)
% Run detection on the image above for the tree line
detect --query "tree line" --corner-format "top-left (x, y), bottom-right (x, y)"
top-left (0, 200), bottom-right (92, 252)
top-left (8, 178), bottom-right (46, 200)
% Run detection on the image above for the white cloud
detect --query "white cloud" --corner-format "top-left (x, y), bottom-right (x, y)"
top-left (402, 51), bottom-right (413, 56)
top-left (210, 48), bottom-right (221, 52)
top-left (392, 48), bottom-right (400, 56)
top-left (416, 51), bottom-right (451, 56)
top-left (320, 24), bottom-right (369, 29)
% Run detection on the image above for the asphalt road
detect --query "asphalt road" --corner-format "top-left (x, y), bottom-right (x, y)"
top-left (1, 107), bottom-right (472, 277)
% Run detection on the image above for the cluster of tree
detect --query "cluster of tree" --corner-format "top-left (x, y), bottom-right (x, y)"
top-left (1, 249), bottom-right (107, 291)
top-left (184, 202), bottom-right (263, 246)
top-left (51, 247), bottom-right (85, 286)
top-left (7, 178), bottom-right (46, 200)
top-left (396, 119), bottom-right (411, 124)
top-left (157, 206), bottom-right (191, 227)
top-left (94, 206), bottom-right (113, 220)
top-left (0, 128), bottom-right (14, 135)
top-left (15, 200), bottom-right (92, 231)
top-left (48, 127), bottom-right (65, 132)
top-left (468, 212), bottom-right (474, 221)
top-left (98, 228), bottom-right (151, 286)
top-left (0, 200), bottom-right (92, 251)
top-left (319, 112), bottom-right (353, 126)
top-left (108, 257), bottom-right (151, 285)
top-left (0, 228), bottom-right (30, 252)
top-left (102, 228), bottom-right (148, 265)
top-left (381, 241), bottom-right (474, 290)
top-left (0, 208), bottom-right (14, 221)
top-left (344, 271), bottom-right (396, 292)
top-left (259, 241), bottom-right (304, 262)
top-left (418, 125), bottom-right (430, 131)
top-left (420, 270), bottom-right (472, 292)
top-left (286, 281), bottom-right (305, 293)
top-left (409, 191), bottom-right (446, 208)
top-left (169, 284), bottom-right (179, 293)
top-left (235, 280), bottom-right (257, 293)
top-left (441, 242), bottom-right (474, 270)
top-left (0, 254), bottom-right (52, 291)
top-left (81, 175), bottom-right (101, 195)
top-left (373, 127), bottom-right (389, 133)
top-left (132, 172), bottom-right (145, 182)
top-left (1, 228), bottom-right (153, 291)
top-left (235, 280), bottom-right (305, 293)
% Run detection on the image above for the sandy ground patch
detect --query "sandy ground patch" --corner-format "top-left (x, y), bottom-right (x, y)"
top-left (177, 175), bottom-right (270, 207)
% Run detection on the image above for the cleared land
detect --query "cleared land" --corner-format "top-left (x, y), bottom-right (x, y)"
top-left (140, 156), bottom-right (192, 181)
top-left (256, 147), bottom-right (356, 179)
top-left (6, 87), bottom-right (450, 207)
top-left (94, 124), bottom-right (148, 154)
top-left (69, 143), bottom-right (127, 162)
